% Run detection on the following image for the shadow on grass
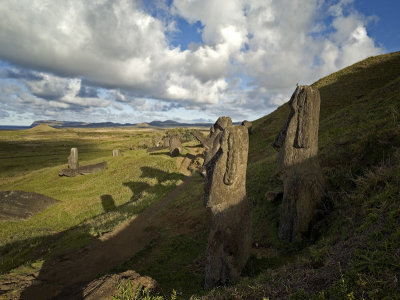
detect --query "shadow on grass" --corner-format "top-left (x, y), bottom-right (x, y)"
top-left (0, 166), bottom-right (191, 299)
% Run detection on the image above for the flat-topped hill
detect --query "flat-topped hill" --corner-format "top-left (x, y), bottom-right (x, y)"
top-left (27, 123), bottom-right (58, 132)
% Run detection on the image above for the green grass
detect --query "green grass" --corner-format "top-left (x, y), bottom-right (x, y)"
top-left (0, 128), bottom-right (189, 275)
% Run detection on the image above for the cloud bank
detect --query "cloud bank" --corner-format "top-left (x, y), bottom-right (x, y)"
top-left (0, 0), bottom-right (383, 124)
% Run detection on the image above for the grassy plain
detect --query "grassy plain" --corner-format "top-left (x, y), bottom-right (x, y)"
top-left (0, 126), bottom-right (209, 298)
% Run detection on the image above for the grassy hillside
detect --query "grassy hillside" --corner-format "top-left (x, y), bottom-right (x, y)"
top-left (203, 51), bottom-right (400, 299)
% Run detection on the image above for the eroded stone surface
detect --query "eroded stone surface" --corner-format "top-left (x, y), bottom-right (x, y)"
top-left (202, 117), bottom-right (251, 289)
top-left (82, 270), bottom-right (157, 300)
top-left (273, 86), bottom-right (325, 242)
top-left (169, 136), bottom-right (182, 157)
top-left (68, 148), bottom-right (79, 169)
top-left (0, 191), bottom-right (59, 221)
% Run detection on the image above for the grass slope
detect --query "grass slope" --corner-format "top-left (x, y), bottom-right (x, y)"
top-left (202, 51), bottom-right (400, 299)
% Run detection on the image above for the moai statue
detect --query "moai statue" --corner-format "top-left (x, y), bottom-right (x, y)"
top-left (163, 137), bottom-right (170, 148)
top-left (169, 136), bottom-right (182, 157)
top-left (202, 116), bottom-right (252, 289)
top-left (68, 148), bottom-right (79, 169)
top-left (241, 120), bottom-right (253, 135)
top-left (112, 149), bottom-right (120, 157)
top-left (272, 85), bottom-right (325, 242)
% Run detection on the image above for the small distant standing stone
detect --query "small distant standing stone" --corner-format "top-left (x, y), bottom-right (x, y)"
top-left (112, 149), bottom-right (120, 157)
top-left (68, 148), bottom-right (79, 169)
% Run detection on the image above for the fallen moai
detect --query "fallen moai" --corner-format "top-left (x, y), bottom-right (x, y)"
top-left (202, 116), bottom-right (252, 289)
top-left (59, 148), bottom-right (107, 177)
top-left (169, 135), bottom-right (182, 157)
top-left (59, 161), bottom-right (107, 177)
top-left (272, 85), bottom-right (325, 242)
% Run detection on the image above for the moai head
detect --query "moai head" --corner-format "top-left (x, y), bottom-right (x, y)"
top-left (272, 85), bottom-right (321, 173)
top-left (201, 117), bottom-right (232, 178)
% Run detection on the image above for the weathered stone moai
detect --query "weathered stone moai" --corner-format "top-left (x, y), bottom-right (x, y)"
top-left (163, 137), bottom-right (170, 148)
top-left (241, 120), bottom-right (253, 135)
top-left (68, 148), bottom-right (79, 169)
top-left (202, 116), bottom-right (252, 289)
top-left (112, 149), bottom-right (120, 157)
top-left (272, 85), bottom-right (325, 242)
top-left (169, 136), bottom-right (182, 157)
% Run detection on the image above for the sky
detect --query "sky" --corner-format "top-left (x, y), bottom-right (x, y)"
top-left (0, 0), bottom-right (399, 125)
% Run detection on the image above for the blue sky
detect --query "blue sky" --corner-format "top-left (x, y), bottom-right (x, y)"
top-left (0, 0), bottom-right (398, 125)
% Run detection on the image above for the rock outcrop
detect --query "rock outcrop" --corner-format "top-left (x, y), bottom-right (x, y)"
top-left (202, 116), bottom-right (251, 289)
top-left (169, 136), bottom-right (182, 156)
top-left (272, 85), bottom-right (325, 242)
top-left (81, 270), bottom-right (157, 300)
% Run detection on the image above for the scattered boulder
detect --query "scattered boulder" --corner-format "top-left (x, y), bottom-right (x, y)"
top-left (272, 85), bottom-right (325, 242)
top-left (68, 148), bottom-right (79, 169)
top-left (169, 136), bottom-right (182, 157)
top-left (59, 162), bottom-right (107, 177)
top-left (74, 270), bottom-right (157, 300)
top-left (112, 149), bottom-right (120, 157)
top-left (241, 120), bottom-right (253, 135)
top-left (202, 116), bottom-right (252, 289)
top-left (0, 191), bottom-right (59, 221)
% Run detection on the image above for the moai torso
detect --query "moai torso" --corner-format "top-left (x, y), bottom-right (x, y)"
top-left (273, 86), bottom-right (325, 242)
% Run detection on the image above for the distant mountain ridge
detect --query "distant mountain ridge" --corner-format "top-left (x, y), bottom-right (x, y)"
top-left (30, 119), bottom-right (213, 128)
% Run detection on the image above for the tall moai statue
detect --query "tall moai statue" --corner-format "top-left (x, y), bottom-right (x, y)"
top-left (272, 85), bottom-right (325, 242)
top-left (68, 148), bottom-right (79, 169)
top-left (202, 116), bottom-right (252, 289)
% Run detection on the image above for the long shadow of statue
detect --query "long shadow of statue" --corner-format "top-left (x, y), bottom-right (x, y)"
top-left (18, 166), bottom-right (188, 299)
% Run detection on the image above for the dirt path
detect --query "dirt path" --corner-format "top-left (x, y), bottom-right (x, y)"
top-left (17, 146), bottom-right (203, 299)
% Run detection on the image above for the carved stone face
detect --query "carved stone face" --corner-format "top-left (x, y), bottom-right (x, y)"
top-left (272, 86), bottom-right (321, 171)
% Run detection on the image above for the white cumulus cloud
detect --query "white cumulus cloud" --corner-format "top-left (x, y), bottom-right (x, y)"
top-left (0, 0), bottom-right (384, 124)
